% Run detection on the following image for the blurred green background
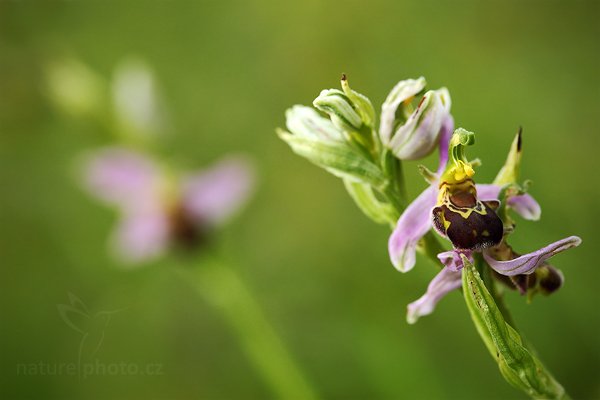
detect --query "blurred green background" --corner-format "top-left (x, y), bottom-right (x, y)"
top-left (1, 1), bottom-right (599, 399)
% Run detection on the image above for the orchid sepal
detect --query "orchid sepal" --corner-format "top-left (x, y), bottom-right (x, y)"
top-left (388, 185), bottom-right (437, 272)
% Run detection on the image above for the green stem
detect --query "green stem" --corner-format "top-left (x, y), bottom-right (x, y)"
top-left (473, 254), bottom-right (569, 399)
top-left (177, 258), bottom-right (318, 400)
top-left (478, 257), bottom-right (518, 332)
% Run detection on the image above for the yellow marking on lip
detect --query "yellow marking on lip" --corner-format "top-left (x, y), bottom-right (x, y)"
top-left (443, 219), bottom-right (451, 230)
top-left (442, 199), bottom-right (489, 220)
top-left (482, 230), bottom-right (490, 237)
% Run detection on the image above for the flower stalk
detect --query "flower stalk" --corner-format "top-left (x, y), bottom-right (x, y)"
top-left (178, 255), bottom-right (318, 400)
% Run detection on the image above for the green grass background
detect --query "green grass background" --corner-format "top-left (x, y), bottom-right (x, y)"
top-left (1, 1), bottom-right (598, 399)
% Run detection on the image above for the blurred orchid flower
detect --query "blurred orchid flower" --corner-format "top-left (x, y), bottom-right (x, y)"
top-left (82, 147), bottom-right (255, 265)
top-left (389, 128), bottom-right (581, 323)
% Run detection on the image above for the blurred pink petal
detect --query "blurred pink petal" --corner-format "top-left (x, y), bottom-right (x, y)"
top-left (182, 156), bottom-right (255, 226)
top-left (82, 147), bottom-right (160, 211)
top-left (111, 209), bottom-right (170, 264)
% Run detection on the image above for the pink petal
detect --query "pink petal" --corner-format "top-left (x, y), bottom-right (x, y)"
top-left (507, 194), bottom-right (541, 221)
top-left (388, 186), bottom-right (437, 272)
top-left (182, 156), bottom-right (255, 226)
top-left (407, 267), bottom-right (462, 324)
top-left (437, 249), bottom-right (473, 272)
top-left (111, 209), bottom-right (170, 265)
top-left (483, 236), bottom-right (582, 276)
top-left (82, 147), bottom-right (160, 211)
top-left (476, 184), bottom-right (541, 221)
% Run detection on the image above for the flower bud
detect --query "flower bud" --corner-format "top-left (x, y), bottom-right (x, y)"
top-left (284, 105), bottom-right (343, 141)
top-left (535, 264), bottom-right (564, 295)
top-left (498, 264), bottom-right (564, 298)
top-left (387, 88), bottom-right (452, 160)
top-left (313, 89), bottom-right (362, 132)
top-left (380, 77), bottom-right (452, 160)
top-left (313, 75), bottom-right (375, 133)
top-left (379, 77), bottom-right (427, 145)
top-left (278, 105), bottom-right (386, 187)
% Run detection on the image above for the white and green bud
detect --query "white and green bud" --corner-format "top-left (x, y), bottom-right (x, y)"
top-left (278, 104), bottom-right (386, 187)
top-left (285, 105), bottom-right (343, 142)
top-left (313, 89), bottom-right (362, 132)
top-left (380, 77), bottom-right (452, 160)
top-left (380, 77), bottom-right (427, 144)
top-left (112, 57), bottom-right (166, 138)
top-left (313, 75), bottom-right (375, 133)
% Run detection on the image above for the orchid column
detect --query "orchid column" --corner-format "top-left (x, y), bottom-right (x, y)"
top-left (278, 75), bottom-right (581, 399)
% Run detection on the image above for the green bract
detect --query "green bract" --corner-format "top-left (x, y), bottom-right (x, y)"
top-left (461, 255), bottom-right (566, 400)
top-left (494, 128), bottom-right (523, 186)
top-left (276, 128), bottom-right (386, 188)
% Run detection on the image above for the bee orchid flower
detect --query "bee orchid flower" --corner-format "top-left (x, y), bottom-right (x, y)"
top-left (82, 147), bottom-right (255, 265)
top-left (393, 128), bottom-right (581, 323)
